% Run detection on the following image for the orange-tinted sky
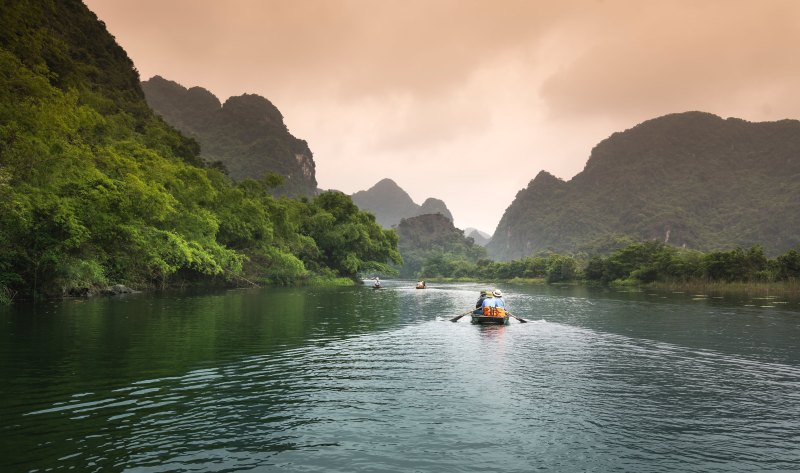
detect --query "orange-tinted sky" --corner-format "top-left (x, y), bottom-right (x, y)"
top-left (84, 0), bottom-right (800, 234)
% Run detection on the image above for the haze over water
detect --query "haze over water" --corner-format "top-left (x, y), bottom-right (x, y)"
top-left (2, 283), bottom-right (799, 472)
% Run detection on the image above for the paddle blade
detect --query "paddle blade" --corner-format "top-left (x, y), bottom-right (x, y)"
top-left (450, 310), bottom-right (473, 322)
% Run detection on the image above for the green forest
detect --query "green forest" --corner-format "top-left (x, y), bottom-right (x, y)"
top-left (395, 213), bottom-right (485, 278)
top-left (392, 213), bottom-right (799, 286)
top-left (0, 0), bottom-right (400, 304)
top-left (408, 238), bottom-right (800, 287)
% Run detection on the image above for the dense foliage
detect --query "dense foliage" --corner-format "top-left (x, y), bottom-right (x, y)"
top-left (141, 76), bottom-right (317, 197)
top-left (488, 112), bottom-right (800, 260)
top-left (436, 240), bottom-right (800, 285)
top-left (582, 242), bottom-right (800, 284)
top-left (0, 0), bottom-right (399, 302)
top-left (395, 214), bottom-right (485, 278)
top-left (461, 254), bottom-right (579, 283)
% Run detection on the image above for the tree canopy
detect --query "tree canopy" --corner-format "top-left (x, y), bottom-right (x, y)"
top-left (0, 0), bottom-right (399, 302)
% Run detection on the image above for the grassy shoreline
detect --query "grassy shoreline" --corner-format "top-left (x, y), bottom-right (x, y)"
top-left (0, 276), bottom-right (361, 305)
top-left (641, 279), bottom-right (800, 297)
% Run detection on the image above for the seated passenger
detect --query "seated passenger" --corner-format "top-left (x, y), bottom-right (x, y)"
top-left (481, 292), bottom-right (496, 315)
top-left (475, 290), bottom-right (488, 308)
top-left (493, 290), bottom-right (505, 308)
top-left (492, 289), bottom-right (506, 316)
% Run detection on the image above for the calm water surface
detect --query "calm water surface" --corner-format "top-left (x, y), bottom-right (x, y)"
top-left (1, 282), bottom-right (799, 472)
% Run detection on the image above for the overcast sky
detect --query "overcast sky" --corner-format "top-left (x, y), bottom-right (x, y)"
top-left (84, 0), bottom-right (800, 235)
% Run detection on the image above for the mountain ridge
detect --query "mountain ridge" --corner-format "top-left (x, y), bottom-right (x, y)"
top-left (464, 228), bottom-right (491, 246)
top-left (487, 111), bottom-right (800, 260)
top-left (351, 178), bottom-right (454, 228)
top-left (141, 75), bottom-right (317, 196)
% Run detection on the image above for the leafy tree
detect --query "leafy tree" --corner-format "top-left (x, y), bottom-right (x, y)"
top-left (546, 255), bottom-right (578, 283)
top-left (302, 191), bottom-right (401, 280)
top-left (703, 246), bottom-right (768, 282)
top-left (0, 2), bottom-right (402, 301)
top-left (775, 249), bottom-right (800, 280)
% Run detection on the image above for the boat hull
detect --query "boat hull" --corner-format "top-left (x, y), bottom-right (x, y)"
top-left (470, 311), bottom-right (509, 325)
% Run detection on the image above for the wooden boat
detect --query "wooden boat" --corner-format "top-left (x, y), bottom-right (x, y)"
top-left (470, 309), bottom-right (509, 325)
top-left (373, 283), bottom-right (382, 289)
top-left (415, 283), bottom-right (426, 289)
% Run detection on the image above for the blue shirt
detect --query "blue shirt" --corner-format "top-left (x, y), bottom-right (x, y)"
top-left (481, 297), bottom-right (497, 308)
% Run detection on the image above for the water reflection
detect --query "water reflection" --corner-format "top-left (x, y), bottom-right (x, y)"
top-left (1, 283), bottom-right (799, 472)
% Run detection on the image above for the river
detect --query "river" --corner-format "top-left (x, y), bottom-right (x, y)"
top-left (1, 281), bottom-right (799, 472)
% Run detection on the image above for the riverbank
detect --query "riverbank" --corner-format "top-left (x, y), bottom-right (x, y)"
top-left (0, 276), bottom-right (360, 305)
top-left (640, 279), bottom-right (800, 298)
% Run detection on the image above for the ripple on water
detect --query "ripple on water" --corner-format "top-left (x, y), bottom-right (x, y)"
top-left (7, 286), bottom-right (800, 473)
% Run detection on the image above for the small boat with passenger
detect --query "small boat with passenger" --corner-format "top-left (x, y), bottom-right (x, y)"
top-left (449, 289), bottom-right (526, 324)
top-left (471, 308), bottom-right (509, 325)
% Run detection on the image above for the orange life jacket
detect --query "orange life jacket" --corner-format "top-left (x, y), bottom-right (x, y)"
top-left (482, 306), bottom-right (506, 317)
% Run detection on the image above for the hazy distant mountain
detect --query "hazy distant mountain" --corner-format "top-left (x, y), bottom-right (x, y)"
top-left (351, 178), bottom-right (453, 228)
top-left (141, 76), bottom-right (317, 196)
top-left (396, 214), bottom-right (486, 278)
top-left (419, 197), bottom-right (451, 218)
top-left (487, 111), bottom-right (800, 260)
top-left (464, 228), bottom-right (491, 246)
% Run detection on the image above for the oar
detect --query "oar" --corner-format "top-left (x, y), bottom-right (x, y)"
top-left (450, 310), bottom-right (474, 322)
top-left (507, 312), bottom-right (528, 323)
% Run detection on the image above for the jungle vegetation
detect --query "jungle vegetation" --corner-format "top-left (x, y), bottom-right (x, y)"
top-left (395, 214), bottom-right (484, 279)
top-left (411, 239), bottom-right (800, 287)
top-left (0, 0), bottom-right (400, 303)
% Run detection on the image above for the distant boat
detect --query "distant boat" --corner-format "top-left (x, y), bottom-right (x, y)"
top-left (415, 281), bottom-right (426, 289)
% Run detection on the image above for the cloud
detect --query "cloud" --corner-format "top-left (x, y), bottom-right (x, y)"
top-left (86, 0), bottom-right (800, 234)
top-left (90, 0), bottom-right (577, 100)
top-left (540, 1), bottom-right (800, 122)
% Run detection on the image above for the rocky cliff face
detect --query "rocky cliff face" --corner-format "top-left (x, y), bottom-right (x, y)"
top-left (141, 76), bottom-right (317, 196)
top-left (351, 178), bottom-right (453, 228)
top-left (487, 111), bottom-right (800, 260)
